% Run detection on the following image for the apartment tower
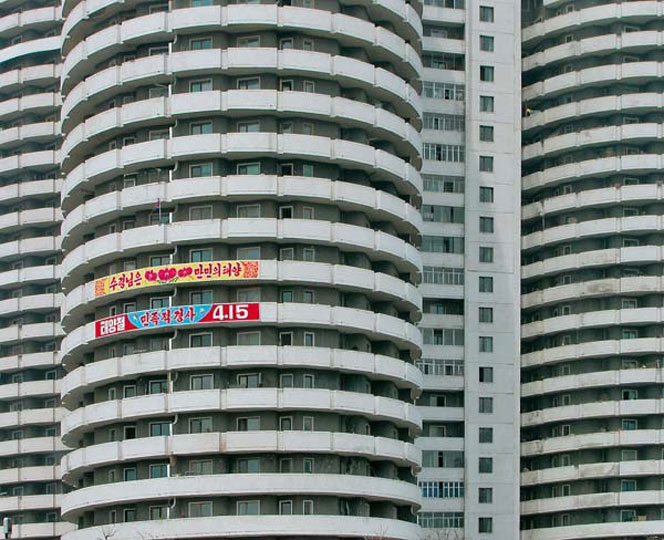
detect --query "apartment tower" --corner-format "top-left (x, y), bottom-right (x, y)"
top-left (0, 0), bottom-right (71, 538)
top-left (55, 0), bottom-right (425, 538)
top-left (416, 0), bottom-right (521, 538)
top-left (520, 0), bottom-right (664, 537)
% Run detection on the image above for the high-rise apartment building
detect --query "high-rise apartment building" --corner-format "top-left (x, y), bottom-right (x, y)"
top-left (416, 0), bottom-right (521, 538)
top-left (0, 0), bottom-right (72, 538)
top-left (520, 0), bottom-right (664, 538)
top-left (52, 0), bottom-right (425, 538)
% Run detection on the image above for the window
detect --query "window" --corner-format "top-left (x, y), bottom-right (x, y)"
top-left (237, 77), bottom-right (260, 90)
top-left (478, 517), bottom-right (493, 534)
top-left (280, 374), bottom-right (294, 387)
top-left (237, 417), bottom-right (260, 431)
top-left (303, 39), bottom-right (314, 50)
top-left (423, 143), bottom-right (465, 162)
top-left (423, 114), bottom-right (465, 132)
top-left (237, 288), bottom-right (261, 302)
top-left (150, 296), bottom-right (169, 309)
top-left (480, 66), bottom-right (494, 82)
top-left (237, 373), bottom-right (261, 388)
top-left (303, 416), bottom-right (314, 431)
top-left (419, 481), bottom-right (464, 498)
top-left (479, 427), bottom-right (493, 443)
top-left (237, 162), bottom-right (260, 175)
top-left (479, 276), bottom-right (493, 293)
top-left (479, 457), bottom-right (493, 473)
top-left (621, 509), bottom-right (637, 522)
top-left (238, 121), bottom-right (260, 133)
top-left (190, 374), bottom-right (213, 390)
top-left (303, 81), bottom-right (315, 93)
top-left (303, 164), bottom-right (315, 177)
top-left (421, 205), bottom-right (464, 223)
top-left (479, 125), bottom-right (494, 141)
top-left (237, 331), bottom-right (260, 345)
top-left (303, 500), bottom-right (314, 514)
top-left (479, 397), bottom-right (493, 413)
top-left (622, 298), bottom-right (638, 309)
top-left (190, 290), bottom-right (213, 305)
top-left (303, 458), bottom-right (314, 473)
top-left (303, 247), bottom-right (315, 261)
top-left (124, 467), bottom-right (137, 481)
top-left (423, 175), bottom-right (464, 193)
top-left (237, 501), bottom-right (260, 515)
top-left (190, 122), bottom-right (213, 135)
top-left (480, 187), bottom-right (494, 204)
top-left (622, 449), bottom-right (638, 461)
top-left (280, 332), bottom-right (293, 346)
top-left (478, 487), bottom-right (493, 503)
top-left (237, 247), bottom-right (260, 260)
top-left (123, 508), bottom-right (137, 522)
top-left (279, 500), bottom-right (293, 515)
top-left (190, 79), bottom-right (212, 92)
top-left (149, 86), bottom-right (168, 98)
top-left (421, 236), bottom-right (464, 254)
top-left (190, 332), bottom-right (212, 347)
top-left (237, 204), bottom-right (261, 218)
top-left (479, 307), bottom-right (493, 323)
top-left (422, 81), bottom-right (465, 101)
top-left (621, 479), bottom-right (637, 492)
top-left (189, 501), bottom-right (213, 517)
top-left (149, 464), bottom-right (168, 478)
top-left (237, 36), bottom-right (260, 47)
top-left (149, 422), bottom-right (170, 437)
top-left (190, 38), bottom-right (212, 50)
top-left (479, 216), bottom-right (496, 235)
top-left (480, 35), bottom-right (494, 51)
top-left (479, 366), bottom-right (493, 383)
top-left (479, 336), bottom-right (493, 352)
top-left (479, 5), bottom-right (494, 21)
top-left (189, 460), bottom-right (213, 475)
top-left (422, 328), bottom-right (464, 346)
top-left (479, 247), bottom-right (494, 263)
top-left (238, 458), bottom-right (261, 473)
top-left (303, 374), bottom-right (315, 388)
top-left (304, 332), bottom-right (315, 347)
top-left (480, 96), bottom-right (494, 113)
top-left (123, 385), bottom-right (136, 398)
top-left (148, 379), bottom-right (167, 394)
top-left (479, 156), bottom-right (494, 172)
top-left (622, 388), bottom-right (638, 400)
top-left (622, 418), bottom-right (638, 430)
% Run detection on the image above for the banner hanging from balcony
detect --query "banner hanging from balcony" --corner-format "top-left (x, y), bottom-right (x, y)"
top-left (94, 260), bottom-right (261, 298)
top-left (94, 302), bottom-right (260, 338)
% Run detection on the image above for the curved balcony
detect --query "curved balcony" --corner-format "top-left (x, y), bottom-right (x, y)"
top-left (523, 61), bottom-right (664, 104)
top-left (0, 494), bottom-right (62, 514)
top-left (61, 176), bottom-right (422, 249)
top-left (522, 215), bottom-right (664, 252)
top-left (522, 337), bottom-right (664, 369)
top-left (523, 31), bottom-right (664, 73)
top-left (522, 459), bottom-right (664, 486)
top-left (61, 431), bottom-right (420, 482)
top-left (522, 398), bottom-right (664, 427)
top-left (61, 473), bottom-right (421, 519)
top-left (521, 489), bottom-right (664, 515)
top-left (60, 219), bottom-right (421, 290)
top-left (0, 150), bottom-right (58, 179)
top-left (523, 93), bottom-right (664, 134)
top-left (61, 50), bottom-right (421, 131)
top-left (0, 6), bottom-right (60, 37)
top-left (0, 36), bottom-right (60, 65)
top-left (522, 1), bottom-right (662, 46)
top-left (0, 208), bottom-right (61, 237)
top-left (60, 346), bottom-right (423, 407)
top-left (62, 515), bottom-right (420, 540)
top-left (522, 368), bottom-right (664, 398)
top-left (61, 134), bottom-right (421, 212)
top-left (0, 265), bottom-right (58, 291)
top-left (522, 276), bottom-right (664, 310)
top-left (0, 236), bottom-right (59, 263)
top-left (0, 352), bottom-right (58, 374)
top-left (0, 407), bottom-right (62, 431)
top-left (0, 122), bottom-right (59, 150)
top-left (522, 428), bottom-right (664, 457)
top-left (0, 64), bottom-right (60, 94)
top-left (522, 185), bottom-right (664, 222)
top-left (522, 307), bottom-right (664, 340)
top-left (61, 389), bottom-right (421, 444)
top-left (61, 6), bottom-right (421, 93)
top-left (61, 0), bottom-right (422, 48)
top-left (522, 246), bottom-right (664, 281)
top-left (61, 302), bottom-right (422, 362)
top-left (521, 520), bottom-right (664, 540)
top-left (61, 90), bottom-right (421, 169)
top-left (0, 92), bottom-right (59, 123)
top-left (7, 522), bottom-right (74, 540)
top-left (0, 436), bottom-right (67, 459)
top-left (523, 154), bottom-right (664, 193)
top-left (63, 260), bottom-right (421, 327)
top-left (523, 123), bottom-right (664, 162)
top-left (0, 465), bottom-right (59, 486)
top-left (0, 379), bottom-right (60, 401)
top-left (0, 322), bottom-right (63, 348)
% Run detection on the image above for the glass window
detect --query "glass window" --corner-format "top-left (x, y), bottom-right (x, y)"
top-left (190, 38), bottom-right (212, 50)
top-left (237, 417), bottom-right (260, 431)
top-left (237, 77), bottom-right (260, 90)
top-left (190, 79), bottom-right (212, 92)
top-left (479, 6), bottom-right (494, 22)
top-left (190, 163), bottom-right (213, 177)
top-left (237, 501), bottom-right (260, 515)
top-left (189, 501), bottom-right (213, 517)
top-left (190, 122), bottom-right (213, 135)
top-left (479, 427), bottom-right (493, 443)
top-left (190, 374), bottom-right (213, 390)
top-left (480, 35), bottom-right (494, 51)
top-left (190, 333), bottom-right (212, 347)
top-left (237, 162), bottom-right (261, 175)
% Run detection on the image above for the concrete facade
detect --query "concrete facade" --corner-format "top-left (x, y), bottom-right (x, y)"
top-left (416, 0), bottom-right (521, 537)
